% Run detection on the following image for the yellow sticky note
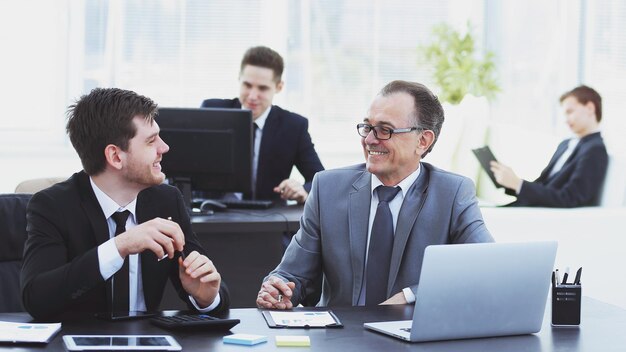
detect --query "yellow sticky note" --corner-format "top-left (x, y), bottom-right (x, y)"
top-left (275, 335), bottom-right (311, 347)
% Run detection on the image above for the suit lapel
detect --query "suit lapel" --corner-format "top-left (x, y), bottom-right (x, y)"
top-left (77, 172), bottom-right (110, 246)
top-left (541, 141), bottom-right (569, 180)
top-left (388, 165), bottom-right (429, 295)
top-left (136, 190), bottom-right (162, 310)
top-left (256, 107), bottom-right (279, 185)
top-left (348, 171), bottom-right (372, 305)
top-left (135, 189), bottom-right (157, 225)
top-left (76, 172), bottom-right (113, 310)
top-left (561, 132), bottom-right (598, 169)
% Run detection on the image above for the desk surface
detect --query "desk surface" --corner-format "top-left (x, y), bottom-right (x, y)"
top-left (2, 297), bottom-right (625, 351)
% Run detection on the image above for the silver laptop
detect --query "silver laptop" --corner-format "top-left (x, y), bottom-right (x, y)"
top-left (364, 241), bottom-right (557, 342)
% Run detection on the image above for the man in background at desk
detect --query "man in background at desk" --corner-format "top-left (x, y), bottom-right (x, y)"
top-left (256, 80), bottom-right (493, 309)
top-left (490, 85), bottom-right (608, 207)
top-left (21, 88), bottom-right (229, 320)
top-left (201, 46), bottom-right (324, 204)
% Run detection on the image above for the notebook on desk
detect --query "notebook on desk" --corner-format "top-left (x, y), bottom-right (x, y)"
top-left (364, 241), bottom-right (557, 342)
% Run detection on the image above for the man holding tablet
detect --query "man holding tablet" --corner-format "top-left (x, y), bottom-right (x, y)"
top-left (21, 88), bottom-right (230, 320)
top-left (490, 85), bottom-right (608, 207)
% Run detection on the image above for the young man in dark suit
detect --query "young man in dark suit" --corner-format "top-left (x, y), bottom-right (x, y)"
top-left (201, 46), bottom-right (324, 203)
top-left (21, 88), bottom-right (229, 320)
top-left (490, 85), bottom-right (608, 207)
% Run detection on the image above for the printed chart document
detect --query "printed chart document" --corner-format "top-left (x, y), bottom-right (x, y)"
top-left (0, 321), bottom-right (62, 343)
top-left (262, 310), bottom-right (342, 328)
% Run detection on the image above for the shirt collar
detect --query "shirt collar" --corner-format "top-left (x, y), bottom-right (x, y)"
top-left (579, 129), bottom-right (601, 141)
top-left (253, 106), bottom-right (271, 130)
top-left (370, 165), bottom-right (421, 196)
top-left (89, 177), bottom-right (138, 221)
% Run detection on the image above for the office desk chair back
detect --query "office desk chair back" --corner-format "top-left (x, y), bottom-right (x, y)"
top-left (0, 193), bottom-right (31, 312)
top-left (365, 241), bottom-right (557, 342)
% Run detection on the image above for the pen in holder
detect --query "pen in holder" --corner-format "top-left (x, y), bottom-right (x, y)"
top-left (551, 267), bottom-right (582, 326)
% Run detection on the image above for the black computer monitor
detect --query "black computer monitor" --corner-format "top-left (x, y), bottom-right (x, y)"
top-left (156, 107), bottom-right (253, 208)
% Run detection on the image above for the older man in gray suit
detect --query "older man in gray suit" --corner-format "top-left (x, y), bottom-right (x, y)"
top-left (257, 80), bottom-right (493, 309)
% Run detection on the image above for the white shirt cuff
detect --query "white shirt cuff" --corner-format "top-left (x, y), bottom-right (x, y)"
top-left (98, 238), bottom-right (124, 280)
top-left (189, 293), bottom-right (221, 312)
top-left (516, 180), bottom-right (524, 195)
top-left (402, 287), bottom-right (416, 304)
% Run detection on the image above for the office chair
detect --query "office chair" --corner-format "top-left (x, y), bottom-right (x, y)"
top-left (14, 177), bottom-right (66, 194)
top-left (0, 193), bottom-right (31, 312)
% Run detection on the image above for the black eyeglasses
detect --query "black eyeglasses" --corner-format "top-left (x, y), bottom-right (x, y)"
top-left (356, 123), bottom-right (423, 140)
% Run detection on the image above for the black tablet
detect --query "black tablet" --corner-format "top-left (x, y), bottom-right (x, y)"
top-left (62, 335), bottom-right (181, 351)
top-left (471, 146), bottom-right (503, 188)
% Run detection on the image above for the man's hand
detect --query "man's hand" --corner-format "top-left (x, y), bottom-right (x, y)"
top-left (380, 291), bottom-right (408, 305)
top-left (273, 179), bottom-right (308, 204)
top-left (114, 217), bottom-right (184, 259)
top-left (256, 275), bottom-right (296, 310)
top-left (178, 251), bottom-right (221, 308)
top-left (490, 161), bottom-right (523, 191)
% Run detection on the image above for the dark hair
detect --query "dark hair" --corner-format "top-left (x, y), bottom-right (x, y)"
top-left (378, 80), bottom-right (444, 157)
top-left (66, 88), bottom-right (158, 175)
top-left (240, 46), bottom-right (284, 82)
top-left (559, 85), bottom-right (602, 122)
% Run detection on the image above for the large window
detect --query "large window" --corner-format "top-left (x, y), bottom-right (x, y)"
top-left (0, 0), bottom-right (624, 193)
top-left (584, 0), bottom-right (626, 157)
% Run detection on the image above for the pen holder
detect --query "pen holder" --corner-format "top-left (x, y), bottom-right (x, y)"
top-left (551, 284), bottom-right (581, 326)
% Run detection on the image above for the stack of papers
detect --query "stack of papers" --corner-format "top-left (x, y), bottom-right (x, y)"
top-left (0, 321), bottom-right (62, 343)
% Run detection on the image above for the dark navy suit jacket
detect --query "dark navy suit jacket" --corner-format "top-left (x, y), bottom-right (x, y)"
top-left (201, 98), bottom-right (324, 201)
top-left (507, 132), bottom-right (608, 207)
top-left (21, 171), bottom-right (230, 321)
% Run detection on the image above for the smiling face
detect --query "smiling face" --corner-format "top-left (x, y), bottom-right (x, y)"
top-left (239, 65), bottom-right (283, 120)
top-left (119, 116), bottom-right (170, 189)
top-left (561, 96), bottom-right (599, 138)
top-left (361, 92), bottom-right (429, 186)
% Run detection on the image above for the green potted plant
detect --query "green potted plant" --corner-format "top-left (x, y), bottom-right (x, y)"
top-left (418, 22), bottom-right (500, 197)
top-left (420, 22), bottom-right (499, 105)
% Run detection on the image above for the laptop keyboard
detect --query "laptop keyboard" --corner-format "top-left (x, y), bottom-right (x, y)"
top-left (150, 314), bottom-right (240, 330)
top-left (219, 198), bottom-right (273, 209)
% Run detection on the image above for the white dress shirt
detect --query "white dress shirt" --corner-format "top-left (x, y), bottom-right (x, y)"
top-left (357, 166), bottom-right (421, 305)
top-left (92, 178), bottom-right (220, 312)
top-left (548, 138), bottom-right (580, 178)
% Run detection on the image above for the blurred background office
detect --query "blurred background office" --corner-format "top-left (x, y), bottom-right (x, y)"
top-left (1, 0), bottom-right (624, 203)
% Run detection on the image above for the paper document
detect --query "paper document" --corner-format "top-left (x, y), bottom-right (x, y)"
top-left (0, 321), bottom-right (62, 343)
top-left (264, 310), bottom-right (341, 327)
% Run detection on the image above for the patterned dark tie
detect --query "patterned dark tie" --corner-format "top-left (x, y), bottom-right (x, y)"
top-left (252, 122), bottom-right (259, 153)
top-left (111, 210), bottom-right (131, 312)
top-left (251, 122), bottom-right (259, 199)
top-left (366, 186), bottom-right (400, 306)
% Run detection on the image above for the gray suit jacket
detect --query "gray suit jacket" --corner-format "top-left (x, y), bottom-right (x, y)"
top-left (268, 162), bottom-right (493, 306)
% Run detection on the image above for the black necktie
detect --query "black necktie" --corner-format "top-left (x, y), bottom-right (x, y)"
top-left (252, 122), bottom-right (259, 152)
top-left (366, 186), bottom-right (400, 306)
top-left (111, 210), bottom-right (131, 313)
top-left (251, 122), bottom-right (259, 199)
